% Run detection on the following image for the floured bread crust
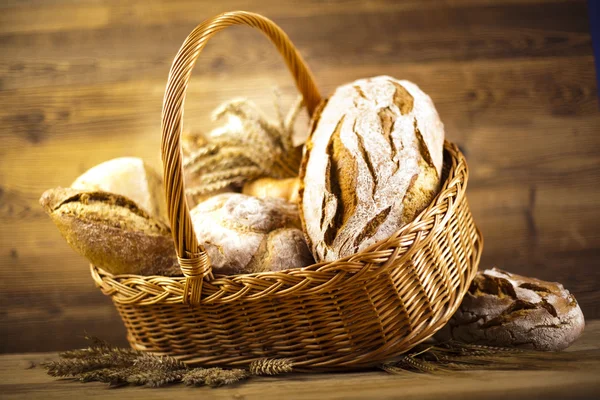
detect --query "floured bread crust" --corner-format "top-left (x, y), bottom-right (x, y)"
top-left (71, 157), bottom-right (168, 225)
top-left (191, 193), bottom-right (314, 275)
top-left (40, 187), bottom-right (181, 276)
top-left (299, 76), bottom-right (445, 262)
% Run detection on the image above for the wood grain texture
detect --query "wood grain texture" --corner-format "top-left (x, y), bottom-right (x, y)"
top-left (0, 320), bottom-right (599, 399)
top-left (1, 0), bottom-right (599, 353)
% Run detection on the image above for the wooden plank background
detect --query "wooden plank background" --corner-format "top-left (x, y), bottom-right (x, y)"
top-left (1, 0), bottom-right (598, 353)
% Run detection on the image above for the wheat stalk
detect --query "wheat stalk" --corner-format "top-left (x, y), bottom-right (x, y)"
top-left (183, 93), bottom-right (304, 205)
top-left (183, 368), bottom-right (249, 387)
top-left (249, 358), bottom-right (293, 376)
top-left (47, 335), bottom-right (578, 387)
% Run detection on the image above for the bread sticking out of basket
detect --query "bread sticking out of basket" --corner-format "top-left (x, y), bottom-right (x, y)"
top-left (41, 11), bottom-right (482, 371)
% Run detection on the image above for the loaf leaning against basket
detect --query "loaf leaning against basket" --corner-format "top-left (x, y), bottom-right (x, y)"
top-left (40, 11), bottom-right (482, 370)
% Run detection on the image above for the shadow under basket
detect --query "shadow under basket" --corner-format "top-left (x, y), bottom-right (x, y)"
top-left (90, 11), bottom-right (483, 371)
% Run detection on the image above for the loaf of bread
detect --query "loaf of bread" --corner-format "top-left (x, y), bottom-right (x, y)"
top-left (71, 157), bottom-right (168, 224)
top-left (190, 193), bottom-right (314, 275)
top-left (435, 268), bottom-right (585, 351)
top-left (40, 187), bottom-right (181, 276)
top-left (242, 177), bottom-right (301, 204)
top-left (299, 76), bottom-right (445, 262)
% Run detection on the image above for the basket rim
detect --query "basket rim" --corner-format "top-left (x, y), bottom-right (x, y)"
top-left (92, 140), bottom-right (471, 305)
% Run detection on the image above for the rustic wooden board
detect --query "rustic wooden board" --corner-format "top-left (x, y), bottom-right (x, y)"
top-left (0, 320), bottom-right (599, 399)
top-left (1, 0), bottom-right (599, 352)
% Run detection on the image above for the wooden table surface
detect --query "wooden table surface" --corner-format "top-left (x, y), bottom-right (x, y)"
top-left (1, 320), bottom-right (598, 399)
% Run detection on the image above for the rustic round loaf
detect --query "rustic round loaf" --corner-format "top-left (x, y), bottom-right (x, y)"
top-left (190, 193), bottom-right (314, 275)
top-left (299, 76), bottom-right (445, 262)
top-left (71, 157), bottom-right (168, 224)
top-left (435, 268), bottom-right (585, 351)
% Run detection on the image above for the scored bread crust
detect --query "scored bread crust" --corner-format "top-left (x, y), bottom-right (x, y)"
top-left (434, 268), bottom-right (585, 351)
top-left (299, 76), bottom-right (445, 262)
top-left (40, 187), bottom-right (181, 276)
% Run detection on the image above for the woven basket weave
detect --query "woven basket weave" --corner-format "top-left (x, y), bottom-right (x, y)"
top-left (91, 11), bottom-right (483, 371)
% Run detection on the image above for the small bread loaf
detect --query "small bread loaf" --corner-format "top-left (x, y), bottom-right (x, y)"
top-left (435, 268), bottom-right (585, 351)
top-left (190, 193), bottom-right (314, 275)
top-left (71, 157), bottom-right (168, 224)
top-left (40, 187), bottom-right (181, 276)
top-left (242, 177), bottom-right (301, 204)
top-left (299, 76), bottom-right (445, 261)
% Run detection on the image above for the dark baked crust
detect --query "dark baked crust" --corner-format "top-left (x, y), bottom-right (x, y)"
top-left (298, 98), bottom-right (329, 253)
top-left (435, 268), bottom-right (585, 351)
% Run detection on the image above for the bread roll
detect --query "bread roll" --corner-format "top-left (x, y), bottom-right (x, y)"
top-left (40, 187), bottom-right (181, 276)
top-left (71, 157), bottom-right (168, 224)
top-left (435, 268), bottom-right (585, 351)
top-left (242, 177), bottom-right (301, 204)
top-left (190, 193), bottom-right (314, 275)
top-left (299, 76), bottom-right (445, 262)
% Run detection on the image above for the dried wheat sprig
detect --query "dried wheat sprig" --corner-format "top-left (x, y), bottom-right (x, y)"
top-left (182, 368), bottom-right (213, 386)
top-left (45, 358), bottom-right (103, 377)
top-left (205, 368), bottom-right (249, 387)
top-left (48, 337), bottom-right (259, 388)
top-left (183, 144), bottom-right (220, 167)
top-left (213, 98), bottom-right (283, 147)
top-left (76, 368), bottom-right (115, 383)
top-left (183, 368), bottom-right (249, 387)
top-left (59, 347), bottom-right (105, 360)
top-left (398, 355), bottom-right (437, 373)
top-left (59, 335), bottom-right (140, 360)
top-left (183, 93), bottom-right (305, 204)
top-left (133, 353), bottom-right (187, 371)
top-left (186, 150), bottom-right (256, 175)
top-left (71, 363), bottom-right (186, 388)
top-left (198, 166), bottom-right (265, 185)
top-left (273, 88), bottom-right (286, 134)
top-left (45, 352), bottom-right (140, 377)
top-left (186, 179), bottom-right (243, 197)
top-left (48, 336), bottom-right (583, 388)
top-left (187, 144), bottom-right (280, 178)
top-left (271, 89), bottom-right (303, 152)
top-left (127, 368), bottom-right (187, 387)
top-left (59, 346), bottom-right (141, 361)
top-left (249, 358), bottom-right (293, 376)
top-left (284, 96), bottom-right (304, 141)
top-left (76, 366), bottom-right (137, 387)
top-left (379, 340), bottom-right (581, 375)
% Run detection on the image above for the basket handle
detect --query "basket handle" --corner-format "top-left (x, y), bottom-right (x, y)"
top-left (161, 11), bottom-right (322, 305)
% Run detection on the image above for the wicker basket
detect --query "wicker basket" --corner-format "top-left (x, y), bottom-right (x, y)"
top-left (91, 11), bottom-right (483, 371)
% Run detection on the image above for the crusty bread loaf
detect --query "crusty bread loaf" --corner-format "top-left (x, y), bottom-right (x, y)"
top-left (299, 76), bottom-right (445, 262)
top-left (71, 157), bottom-right (168, 224)
top-left (190, 193), bottom-right (314, 275)
top-left (40, 187), bottom-right (181, 276)
top-left (435, 268), bottom-right (585, 351)
top-left (242, 177), bottom-right (301, 204)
